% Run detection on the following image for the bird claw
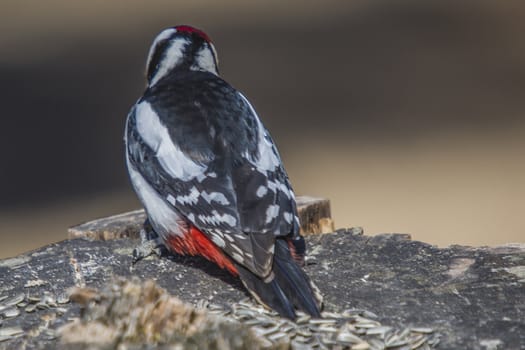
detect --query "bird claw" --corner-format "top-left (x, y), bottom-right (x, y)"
top-left (132, 227), bottom-right (166, 264)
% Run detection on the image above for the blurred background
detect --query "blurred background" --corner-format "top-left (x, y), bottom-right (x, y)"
top-left (1, 0), bottom-right (524, 258)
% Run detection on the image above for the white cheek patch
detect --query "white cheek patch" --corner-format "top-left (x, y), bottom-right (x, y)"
top-left (135, 101), bottom-right (206, 181)
top-left (190, 45), bottom-right (218, 75)
top-left (146, 28), bottom-right (177, 72)
top-left (149, 37), bottom-right (190, 86)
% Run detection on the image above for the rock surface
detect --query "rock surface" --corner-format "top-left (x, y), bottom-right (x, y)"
top-left (0, 230), bottom-right (523, 349)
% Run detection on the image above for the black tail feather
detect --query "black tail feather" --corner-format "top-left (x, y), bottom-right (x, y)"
top-left (273, 239), bottom-right (321, 317)
top-left (236, 263), bottom-right (296, 319)
top-left (235, 238), bottom-right (321, 319)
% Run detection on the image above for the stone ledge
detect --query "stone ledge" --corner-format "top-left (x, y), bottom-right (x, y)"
top-left (0, 230), bottom-right (523, 349)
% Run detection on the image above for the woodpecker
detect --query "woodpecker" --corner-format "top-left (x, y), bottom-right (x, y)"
top-left (125, 25), bottom-right (322, 319)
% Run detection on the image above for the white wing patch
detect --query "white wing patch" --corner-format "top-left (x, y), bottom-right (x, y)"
top-left (201, 191), bottom-right (230, 205)
top-left (283, 212), bottom-right (293, 224)
top-left (231, 252), bottom-right (244, 263)
top-left (210, 233), bottom-right (226, 248)
top-left (265, 204), bottom-right (280, 224)
top-left (230, 243), bottom-right (244, 255)
top-left (175, 186), bottom-right (200, 205)
top-left (267, 180), bottom-right (291, 198)
top-left (234, 233), bottom-right (248, 240)
top-left (135, 101), bottom-right (206, 181)
top-left (256, 185), bottom-right (268, 198)
top-left (198, 211), bottom-right (237, 227)
top-left (166, 194), bottom-right (176, 206)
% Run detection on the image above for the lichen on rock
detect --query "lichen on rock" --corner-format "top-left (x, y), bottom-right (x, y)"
top-left (59, 277), bottom-right (268, 350)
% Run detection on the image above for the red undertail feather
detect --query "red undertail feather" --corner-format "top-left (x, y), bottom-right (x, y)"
top-left (166, 226), bottom-right (238, 276)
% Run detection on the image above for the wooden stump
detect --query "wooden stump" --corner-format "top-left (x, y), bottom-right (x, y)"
top-left (68, 196), bottom-right (335, 240)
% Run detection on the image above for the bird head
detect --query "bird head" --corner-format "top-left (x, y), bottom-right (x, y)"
top-left (145, 25), bottom-right (219, 86)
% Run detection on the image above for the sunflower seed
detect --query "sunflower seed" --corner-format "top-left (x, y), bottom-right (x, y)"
top-left (180, 299), bottom-right (438, 349)
top-left (296, 328), bottom-right (313, 337)
top-left (0, 327), bottom-right (24, 337)
top-left (268, 332), bottom-right (289, 342)
top-left (238, 300), bottom-right (255, 308)
top-left (410, 334), bottom-right (428, 349)
top-left (294, 335), bottom-right (309, 343)
top-left (427, 334), bottom-right (440, 347)
top-left (43, 329), bottom-right (57, 340)
top-left (3, 293), bottom-right (25, 306)
top-left (36, 302), bottom-right (49, 310)
top-left (42, 293), bottom-right (57, 308)
top-left (310, 318), bottom-right (337, 325)
top-left (25, 304), bottom-right (37, 313)
top-left (236, 308), bottom-right (258, 317)
top-left (258, 338), bottom-right (273, 348)
top-left (207, 303), bottom-right (223, 310)
top-left (296, 314), bottom-right (311, 324)
top-left (318, 325), bottom-right (338, 333)
top-left (291, 339), bottom-right (312, 350)
top-left (351, 342), bottom-right (371, 350)
top-left (385, 333), bottom-right (408, 348)
top-left (410, 327), bottom-right (434, 334)
top-left (2, 307), bottom-right (20, 318)
top-left (243, 318), bottom-right (263, 326)
top-left (56, 307), bottom-right (68, 315)
top-left (367, 326), bottom-right (392, 336)
top-left (357, 322), bottom-right (381, 329)
top-left (321, 335), bottom-right (337, 345)
top-left (337, 331), bottom-right (363, 344)
top-left (321, 311), bottom-right (342, 318)
top-left (57, 293), bottom-right (70, 304)
top-left (28, 295), bottom-right (41, 303)
top-left (398, 328), bottom-right (410, 339)
top-left (362, 310), bottom-right (379, 319)
top-left (368, 338), bottom-right (387, 350)
top-left (254, 325), bottom-right (281, 336)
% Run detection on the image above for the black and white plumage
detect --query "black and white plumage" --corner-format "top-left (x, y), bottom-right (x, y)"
top-left (125, 25), bottom-right (322, 319)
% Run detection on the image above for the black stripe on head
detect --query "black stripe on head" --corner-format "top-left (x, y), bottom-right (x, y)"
top-left (145, 26), bottom-right (218, 85)
top-left (146, 39), bottom-right (172, 83)
top-left (158, 25), bottom-right (218, 73)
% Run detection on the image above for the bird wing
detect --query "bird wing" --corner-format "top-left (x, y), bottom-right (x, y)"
top-left (126, 72), bottom-right (299, 277)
